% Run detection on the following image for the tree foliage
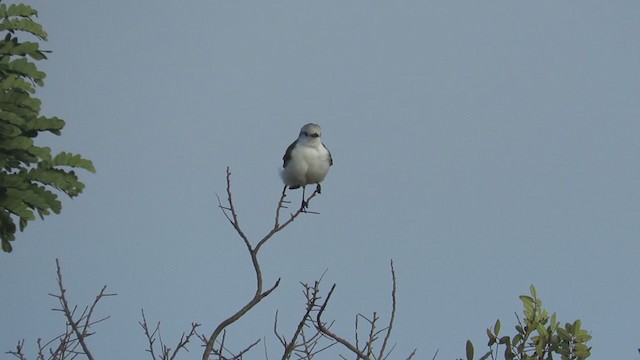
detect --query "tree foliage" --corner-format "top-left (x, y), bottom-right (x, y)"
top-left (0, 1), bottom-right (94, 252)
top-left (465, 285), bottom-right (592, 360)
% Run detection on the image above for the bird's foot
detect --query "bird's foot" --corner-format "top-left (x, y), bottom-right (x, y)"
top-left (300, 200), bottom-right (309, 212)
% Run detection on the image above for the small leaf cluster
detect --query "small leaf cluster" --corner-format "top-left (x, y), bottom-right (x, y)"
top-left (0, 2), bottom-right (95, 252)
top-left (465, 285), bottom-right (591, 360)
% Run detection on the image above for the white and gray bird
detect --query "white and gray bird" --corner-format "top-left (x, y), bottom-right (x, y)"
top-left (281, 123), bottom-right (333, 210)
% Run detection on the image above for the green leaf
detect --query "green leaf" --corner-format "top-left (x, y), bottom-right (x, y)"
top-left (51, 152), bottom-right (96, 173)
top-left (519, 295), bottom-right (534, 314)
top-left (512, 333), bottom-right (523, 345)
top-left (28, 168), bottom-right (83, 197)
top-left (572, 319), bottom-right (582, 332)
top-left (5, 57), bottom-right (46, 83)
top-left (557, 327), bottom-right (570, 340)
top-left (0, 18), bottom-right (47, 40)
top-left (574, 343), bottom-right (591, 359)
top-left (499, 336), bottom-right (510, 345)
top-left (0, 39), bottom-right (40, 57)
top-left (0, 189), bottom-right (35, 219)
top-left (26, 145), bottom-right (52, 161)
top-left (493, 319), bottom-right (501, 335)
top-left (0, 121), bottom-right (22, 136)
top-left (0, 210), bottom-right (17, 248)
top-left (0, 73), bottom-right (36, 93)
top-left (486, 328), bottom-right (496, 346)
top-left (465, 340), bottom-right (474, 360)
top-left (0, 136), bottom-right (33, 150)
top-left (2, 240), bottom-right (12, 252)
top-left (536, 323), bottom-right (547, 337)
top-left (18, 216), bottom-right (27, 231)
top-left (0, 110), bottom-right (26, 126)
top-left (3, 3), bottom-right (38, 18)
top-left (0, 171), bottom-right (28, 188)
top-left (574, 328), bottom-right (592, 342)
top-left (504, 346), bottom-right (515, 360)
top-left (2, 91), bottom-right (41, 111)
top-left (31, 116), bottom-right (65, 132)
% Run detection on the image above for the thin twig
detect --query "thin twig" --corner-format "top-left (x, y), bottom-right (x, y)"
top-left (377, 260), bottom-right (397, 360)
top-left (51, 259), bottom-right (115, 360)
top-left (280, 281), bottom-right (322, 360)
top-left (273, 310), bottom-right (288, 348)
top-left (235, 338), bottom-right (261, 359)
top-left (168, 323), bottom-right (201, 360)
top-left (316, 284), bottom-right (369, 360)
top-left (139, 309), bottom-right (160, 360)
top-left (5, 339), bottom-right (27, 360)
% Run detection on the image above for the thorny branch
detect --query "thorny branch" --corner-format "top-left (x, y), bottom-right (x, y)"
top-left (139, 309), bottom-right (201, 360)
top-left (5, 340), bottom-right (26, 360)
top-left (198, 329), bottom-right (261, 360)
top-left (8, 169), bottom-right (417, 360)
top-left (316, 284), bottom-right (369, 360)
top-left (275, 279), bottom-right (337, 360)
top-left (7, 259), bottom-right (115, 360)
top-left (314, 261), bottom-right (417, 360)
top-left (203, 167), bottom-right (321, 360)
top-left (51, 259), bottom-right (115, 360)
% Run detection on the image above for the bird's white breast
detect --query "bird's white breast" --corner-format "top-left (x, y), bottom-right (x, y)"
top-left (281, 143), bottom-right (331, 187)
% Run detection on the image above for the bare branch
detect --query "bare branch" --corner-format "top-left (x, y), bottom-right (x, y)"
top-left (263, 336), bottom-right (270, 360)
top-left (279, 281), bottom-right (323, 360)
top-left (50, 259), bottom-right (115, 360)
top-left (274, 279), bottom-right (338, 360)
top-left (309, 263), bottom-right (415, 360)
top-left (235, 338), bottom-right (261, 359)
top-left (139, 309), bottom-right (162, 360)
top-left (205, 168), bottom-right (405, 360)
top-left (377, 260), bottom-right (397, 360)
top-left (406, 348), bottom-right (418, 360)
top-left (10, 260), bottom-right (114, 360)
top-left (316, 284), bottom-right (369, 360)
top-left (281, 293), bottom-right (312, 358)
top-left (205, 167), bottom-right (306, 360)
top-left (140, 310), bottom-right (201, 360)
top-left (168, 323), bottom-right (201, 360)
top-left (256, 184), bottom-right (320, 254)
top-left (5, 339), bottom-right (27, 360)
top-left (273, 310), bottom-right (288, 348)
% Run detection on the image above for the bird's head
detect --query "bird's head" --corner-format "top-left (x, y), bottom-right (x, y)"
top-left (298, 123), bottom-right (323, 145)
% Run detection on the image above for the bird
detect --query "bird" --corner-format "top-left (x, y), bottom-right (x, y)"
top-left (281, 123), bottom-right (333, 210)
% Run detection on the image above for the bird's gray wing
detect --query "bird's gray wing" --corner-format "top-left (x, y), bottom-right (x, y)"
top-left (283, 140), bottom-right (297, 168)
top-left (323, 143), bottom-right (333, 166)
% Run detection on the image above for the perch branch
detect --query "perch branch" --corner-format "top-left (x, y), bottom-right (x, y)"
top-left (203, 167), bottom-right (325, 359)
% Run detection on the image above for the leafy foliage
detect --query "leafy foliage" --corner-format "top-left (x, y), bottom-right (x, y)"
top-left (464, 285), bottom-right (592, 360)
top-left (0, 2), bottom-right (94, 252)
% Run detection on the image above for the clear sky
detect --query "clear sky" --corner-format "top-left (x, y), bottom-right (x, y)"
top-left (2, 1), bottom-right (639, 359)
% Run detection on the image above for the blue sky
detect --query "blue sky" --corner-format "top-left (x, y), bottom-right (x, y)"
top-left (1, 1), bottom-right (639, 359)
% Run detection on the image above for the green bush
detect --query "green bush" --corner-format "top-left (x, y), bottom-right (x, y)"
top-left (0, 2), bottom-right (95, 252)
top-left (465, 285), bottom-right (591, 360)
